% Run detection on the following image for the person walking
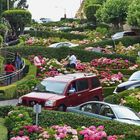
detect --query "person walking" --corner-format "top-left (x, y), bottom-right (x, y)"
top-left (4, 61), bottom-right (15, 85)
top-left (14, 52), bottom-right (22, 70)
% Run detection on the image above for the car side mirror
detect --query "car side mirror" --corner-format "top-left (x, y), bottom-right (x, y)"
top-left (106, 113), bottom-right (115, 119)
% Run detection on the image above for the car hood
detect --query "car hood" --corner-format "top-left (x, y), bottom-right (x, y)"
top-left (22, 92), bottom-right (65, 100)
top-left (117, 80), bottom-right (140, 87)
top-left (116, 119), bottom-right (140, 126)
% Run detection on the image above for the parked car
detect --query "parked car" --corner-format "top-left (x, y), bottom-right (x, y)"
top-left (111, 31), bottom-right (137, 40)
top-left (18, 73), bottom-right (103, 111)
top-left (67, 101), bottom-right (140, 126)
top-left (48, 42), bottom-right (78, 48)
top-left (113, 71), bottom-right (140, 94)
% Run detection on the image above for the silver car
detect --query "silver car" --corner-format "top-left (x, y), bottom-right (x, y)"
top-left (48, 42), bottom-right (78, 48)
top-left (67, 101), bottom-right (140, 126)
top-left (114, 71), bottom-right (140, 94)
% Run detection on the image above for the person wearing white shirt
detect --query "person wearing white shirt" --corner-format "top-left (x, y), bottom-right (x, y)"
top-left (68, 54), bottom-right (77, 68)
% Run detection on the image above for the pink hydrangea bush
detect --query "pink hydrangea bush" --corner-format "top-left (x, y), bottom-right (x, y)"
top-left (10, 125), bottom-right (125, 140)
top-left (99, 71), bottom-right (123, 86)
top-left (10, 136), bottom-right (30, 140)
top-left (91, 57), bottom-right (137, 70)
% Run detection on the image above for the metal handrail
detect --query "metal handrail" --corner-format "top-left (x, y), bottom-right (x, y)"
top-left (0, 50), bottom-right (26, 85)
top-left (0, 59), bottom-right (25, 80)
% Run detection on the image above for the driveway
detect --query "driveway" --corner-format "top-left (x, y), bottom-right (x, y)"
top-left (0, 99), bottom-right (18, 106)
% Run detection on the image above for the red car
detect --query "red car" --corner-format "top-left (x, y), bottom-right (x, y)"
top-left (18, 73), bottom-right (103, 111)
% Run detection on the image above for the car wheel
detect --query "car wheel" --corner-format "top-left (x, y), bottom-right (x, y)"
top-left (58, 105), bottom-right (66, 112)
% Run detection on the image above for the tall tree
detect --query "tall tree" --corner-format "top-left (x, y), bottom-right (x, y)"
top-left (16, 0), bottom-right (28, 9)
top-left (96, 0), bottom-right (131, 28)
top-left (84, 4), bottom-right (100, 25)
top-left (127, 0), bottom-right (140, 28)
top-left (2, 9), bottom-right (31, 36)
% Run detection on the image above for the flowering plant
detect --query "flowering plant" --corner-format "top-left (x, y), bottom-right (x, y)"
top-left (10, 125), bottom-right (125, 140)
top-left (91, 57), bottom-right (137, 70)
top-left (10, 136), bottom-right (30, 140)
top-left (5, 110), bottom-right (32, 135)
top-left (99, 70), bottom-right (123, 86)
top-left (10, 125), bottom-right (43, 140)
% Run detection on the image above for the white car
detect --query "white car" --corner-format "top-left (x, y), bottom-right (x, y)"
top-left (113, 71), bottom-right (140, 94)
top-left (111, 31), bottom-right (136, 40)
top-left (48, 42), bottom-right (79, 48)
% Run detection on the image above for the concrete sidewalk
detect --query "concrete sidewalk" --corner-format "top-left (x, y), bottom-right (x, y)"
top-left (0, 99), bottom-right (18, 106)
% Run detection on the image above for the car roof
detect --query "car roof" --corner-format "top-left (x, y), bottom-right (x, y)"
top-left (43, 73), bottom-right (96, 82)
top-left (75, 101), bottom-right (123, 108)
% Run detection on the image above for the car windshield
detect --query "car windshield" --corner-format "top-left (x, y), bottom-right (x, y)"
top-left (34, 80), bottom-right (67, 95)
top-left (112, 106), bottom-right (140, 121)
top-left (129, 71), bottom-right (140, 81)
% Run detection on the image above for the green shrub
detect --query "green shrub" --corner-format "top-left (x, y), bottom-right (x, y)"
top-left (77, 36), bottom-right (140, 49)
top-left (24, 30), bottom-right (87, 40)
top-left (1, 106), bottom-right (140, 139)
top-left (5, 109), bottom-right (32, 132)
top-left (0, 24), bottom-right (8, 39)
top-left (104, 89), bottom-right (140, 112)
top-left (0, 59), bottom-right (37, 99)
top-left (96, 27), bottom-right (108, 36)
top-left (3, 46), bottom-right (136, 63)
top-left (103, 86), bottom-right (116, 98)
top-left (0, 35), bottom-right (3, 47)
top-left (0, 55), bottom-right (4, 73)
top-left (0, 118), bottom-right (8, 140)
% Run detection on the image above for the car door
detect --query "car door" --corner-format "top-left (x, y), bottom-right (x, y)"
top-left (75, 78), bottom-right (89, 104)
top-left (98, 104), bottom-right (115, 120)
top-left (66, 79), bottom-right (89, 106)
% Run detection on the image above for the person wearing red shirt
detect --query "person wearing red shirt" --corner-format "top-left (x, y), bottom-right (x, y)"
top-left (5, 62), bottom-right (15, 85)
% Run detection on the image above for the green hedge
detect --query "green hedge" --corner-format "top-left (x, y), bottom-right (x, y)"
top-left (0, 118), bottom-right (7, 140)
top-left (0, 35), bottom-right (3, 47)
top-left (0, 106), bottom-right (140, 139)
top-left (0, 59), bottom-right (37, 99)
top-left (103, 86), bottom-right (116, 98)
top-left (77, 36), bottom-right (140, 49)
top-left (24, 30), bottom-right (87, 40)
top-left (0, 55), bottom-right (4, 73)
top-left (104, 89), bottom-right (140, 112)
top-left (3, 46), bottom-right (136, 62)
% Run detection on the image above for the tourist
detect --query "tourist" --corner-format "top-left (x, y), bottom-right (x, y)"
top-left (4, 61), bottom-right (15, 85)
top-left (66, 53), bottom-right (77, 69)
top-left (14, 52), bottom-right (23, 70)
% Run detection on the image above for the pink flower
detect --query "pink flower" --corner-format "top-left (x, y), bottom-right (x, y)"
top-left (107, 135), bottom-right (118, 140)
top-left (18, 130), bottom-right (24, 136)
top-left (18, 114), bottom-right (24, 118)
top-left (58, 133), bottom-right (67, 139)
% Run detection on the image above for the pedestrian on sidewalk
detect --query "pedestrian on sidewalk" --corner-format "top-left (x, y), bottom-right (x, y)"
top-left (4, 61), bottom-right (15, 85)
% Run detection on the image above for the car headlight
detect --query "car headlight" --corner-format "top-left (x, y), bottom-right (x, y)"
top-left (45, 100), bottom-right (55, 106)
top-left (18, 97), bottom-right (22, 104)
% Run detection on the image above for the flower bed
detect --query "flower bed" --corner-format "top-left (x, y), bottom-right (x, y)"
top-left (3, 107), bottom-right (140, 140)
top-left (10, 124), bottom-right (124, 140)
top-left (29, 56), bottom-right (136, 87)
top-left (90, 57), bottom-right (138, 70)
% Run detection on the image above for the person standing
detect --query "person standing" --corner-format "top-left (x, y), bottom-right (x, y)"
top-left (14, 52), bottom-right (22, 70)
top-left (4, 62), bottom-right (15, 85)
